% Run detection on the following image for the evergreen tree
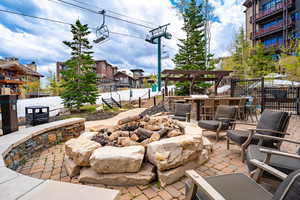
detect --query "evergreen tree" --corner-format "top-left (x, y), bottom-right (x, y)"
top-left (173, 0), bottom-right (214, 95)
top-left (46, 70), bottom-right (63, 96)
top-left (222, 28), bottom-right (276, 78)
top-left (61, 20), bottom-right (98, 110)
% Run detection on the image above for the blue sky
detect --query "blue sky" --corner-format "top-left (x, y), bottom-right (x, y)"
top-left (0, 0), bottom-right (245, 80)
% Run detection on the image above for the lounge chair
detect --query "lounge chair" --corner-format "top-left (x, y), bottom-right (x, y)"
top-left (185, 159), bottom-right (300, 200)
top-left (246, 132), bottom-right (300, 176)
top-left (226, 110), bottom-right (290, 161)
top-left (170, 103), bottom-right (192, 122)
top-left (198, 105), bottom-right (237, 142)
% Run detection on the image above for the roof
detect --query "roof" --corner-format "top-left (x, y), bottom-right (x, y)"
top-left (23, 65), bottom-right (44, 77)
top-left (0, 62), bottom-right (27, 74)
top-left (114, 71), bottom-right (135, 80)
top-left (243, 0), bottom-right (252, 7)
top-left (130, 69), bottom-right (144, 73)
top-left (0, 61), bottom-right (43, 77)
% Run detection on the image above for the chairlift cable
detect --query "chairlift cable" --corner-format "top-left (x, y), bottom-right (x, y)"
top-left (0, 8), bottom-right (149, 42)
top-left (50, 0), bottom-right (155, 29)
top-left (68, 0), bottom-right (159, 27)
top-left (0, 9), bottom-right (71, 25)
top-left (0, 8), bottom-right (178, 50)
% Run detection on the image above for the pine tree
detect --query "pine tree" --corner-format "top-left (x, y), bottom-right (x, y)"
top-left (173, 0), bottom-right (214, 95)
top-left (61, 20), bottom-right (98, 110)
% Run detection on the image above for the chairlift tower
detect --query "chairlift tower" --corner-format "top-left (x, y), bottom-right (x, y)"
top-left (146, 24), bottom-right (172, 91)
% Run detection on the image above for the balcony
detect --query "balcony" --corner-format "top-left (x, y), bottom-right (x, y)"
top-left (254, 19), bottom-right (295, 39)
top-left (263, 42), bottom-right (283, 49)
top-left (255, 0), bottom-right (295, 22)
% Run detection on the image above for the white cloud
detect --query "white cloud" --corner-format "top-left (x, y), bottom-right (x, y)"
top-left (209, 0), bottom-right (245, 57)
top-left (0, 0), bottom-right (245, 75)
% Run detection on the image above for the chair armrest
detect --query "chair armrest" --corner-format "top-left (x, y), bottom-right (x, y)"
top-left (249, 129), bottom-right (290, 135)
top-left (250, 159), bottom-right (288, 180)
top-left (217, 118), bottom-right (236, 121)
top-left (260, 148), bottom-right (300, 160)
top-left (254, 134), bottom-right (300, 145)
top-left (232, 122), bottom-right (257, 126)
top-left (185, 170), bottom-right (226, 200)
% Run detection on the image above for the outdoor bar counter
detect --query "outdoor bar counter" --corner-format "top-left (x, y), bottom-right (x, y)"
top-left (185, 96), bottom-right (248, 121)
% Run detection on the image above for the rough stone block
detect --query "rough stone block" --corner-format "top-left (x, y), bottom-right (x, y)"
top-left (147, 135), bottom-right (202, 171)
top-left (64, 156), bottom-right (80, 177)
top-left (78, 132), bottom-right (98, 140)
top-left (90, 145), bottom-right (145, 173)
top-left (48, 134), bottom-right (57, 144)
top-left (65, 138), bottom-right (101, 167)
top-left (157, 159), bottom-right (198, 187)
top-left (79, 163), bottom-right (155, 186)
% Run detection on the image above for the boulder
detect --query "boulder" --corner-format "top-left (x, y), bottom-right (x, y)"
top-left (147, 135), bottom-right (202, 171)
top-left (79, 163), bottom-right (156, 186)
top-left (79, 132), bottom-right (98, 140)
top-left (90, 145), bottom-right (145, 173)
top-left (65, 138), bottom-right (101, 167)
top-left (64, 156), bottom-right (80, 177)
top-left (167, 129), bottom-right (182, 138)
top-left (198, 149), bottom-right (209, 165)
top-left (157, 159), bottom-right (199, 187)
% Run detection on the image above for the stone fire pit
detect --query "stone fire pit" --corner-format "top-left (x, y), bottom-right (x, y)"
top-left (64, 114), bottom-right (212, 187)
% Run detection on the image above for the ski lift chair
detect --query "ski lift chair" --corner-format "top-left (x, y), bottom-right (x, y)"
top-left (94, 10), bottom-right (109, 44)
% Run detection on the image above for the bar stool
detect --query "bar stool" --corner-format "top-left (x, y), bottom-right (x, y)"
top-left (246, 97), bottom-right (259, 122)
top-left (237, 98), bottom-right (247, 120)
top-left (201, 99), bottom-right (215, 120)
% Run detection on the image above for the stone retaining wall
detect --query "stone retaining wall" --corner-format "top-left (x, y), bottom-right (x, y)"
top-left (0, 118), bottom-right (120, 200)
top-left (4, 121), bottom-right (85, 170)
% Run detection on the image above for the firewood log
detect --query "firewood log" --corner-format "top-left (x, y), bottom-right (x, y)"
top-left (118, 115), bottom-right (141, 125)
top-left (134, 128), bottom-right (154, 140)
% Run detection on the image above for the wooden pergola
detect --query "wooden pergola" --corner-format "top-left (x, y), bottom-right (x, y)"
top-left (162, 69), bottom-right (233, 95)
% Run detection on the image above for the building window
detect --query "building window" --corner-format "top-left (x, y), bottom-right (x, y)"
top-left (261, 18), bottom-right (283, 29)
top-left (261, 0), bottom-right (282, 11)
top-left (262, 36), bottom-right (283, 46)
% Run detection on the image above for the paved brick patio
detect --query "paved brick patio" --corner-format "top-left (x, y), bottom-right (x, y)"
top-left (15, 116), bottom-right (300, 200)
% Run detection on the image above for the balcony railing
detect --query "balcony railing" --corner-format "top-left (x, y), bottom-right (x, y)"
top-left (256, 0), bottom-right (294, 21)
top-left (254, 19), bottom-right (294, 38)
top-left (263, 42), bottom-right (283, 49)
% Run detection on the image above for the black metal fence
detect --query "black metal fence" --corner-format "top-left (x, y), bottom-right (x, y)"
top-left (230, 78), bottom-right (300, 115)
top-left (262, 87), bottom-right (300, 115)
top-left (230, 78), bottom-right (263, 98)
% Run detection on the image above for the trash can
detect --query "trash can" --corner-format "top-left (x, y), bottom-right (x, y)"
top-left (25, 106), bottom-right (49, 126)
top-left (0, 95), bottom-right (18, 135)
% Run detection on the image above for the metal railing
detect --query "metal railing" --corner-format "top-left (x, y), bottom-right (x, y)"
top-left (255, 0), bottom-right (294, 21)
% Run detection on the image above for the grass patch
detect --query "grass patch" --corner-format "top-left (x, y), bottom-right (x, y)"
top-left (80, 105), bottom-right (98, 113)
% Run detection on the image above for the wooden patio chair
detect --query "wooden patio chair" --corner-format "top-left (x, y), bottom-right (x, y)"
top-left (226, 110), bottom-right (290, 161)
top-left (185, 160), bottom-right (300, 200)
top-left (245, 133), bottom-right (300, 178)
top-left (170, 103), bottom-right (192, 122)
top-left (198, 105), bottom-right (237, 142)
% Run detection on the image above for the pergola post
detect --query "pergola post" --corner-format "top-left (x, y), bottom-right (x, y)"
top-left (164, 78), bottom-right (168, 96)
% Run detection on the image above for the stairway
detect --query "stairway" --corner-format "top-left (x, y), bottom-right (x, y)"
top-left (102, 97), bottom-right (122, 109)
